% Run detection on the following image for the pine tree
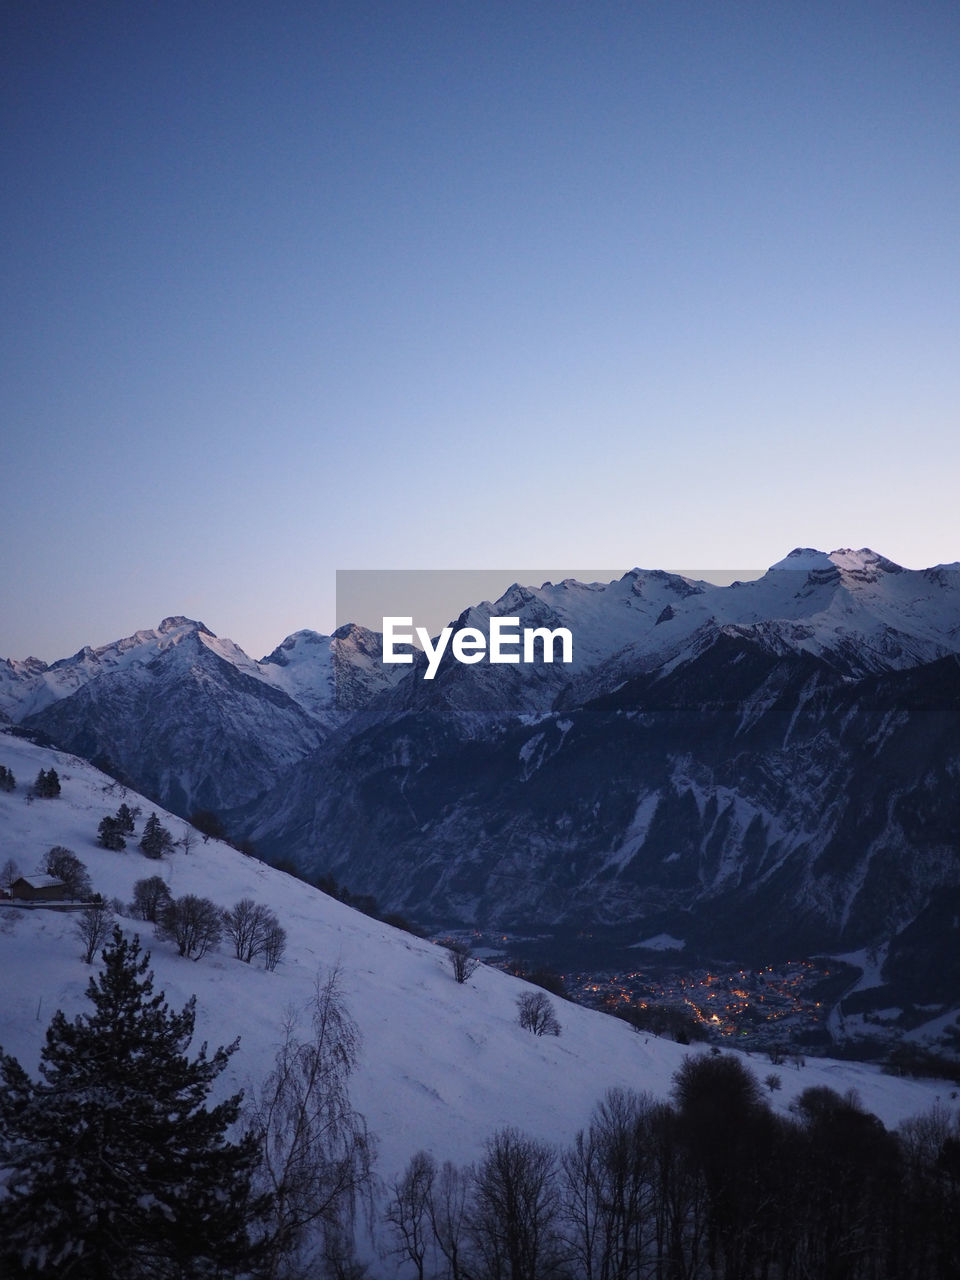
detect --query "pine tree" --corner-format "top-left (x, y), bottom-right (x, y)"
top-left (140, 811), bottom-right (174, 859)
top-left (115, 802), bottom-right (136, 835)
top-left (0, 764), bottom-right (15, 792)
top-left (97, 814), bottom-right (126, 851)
top-left (0, 928), bottom-right (269, 1278)
top-left (33, 768), bottom-right (60, 798)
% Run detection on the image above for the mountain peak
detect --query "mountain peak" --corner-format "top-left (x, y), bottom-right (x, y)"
top-left (827, 548), bottom-right (902, 575)
top-left (157, 616), bottom-right (214, 637)
top-left (768, 547), bottom-right (903, 577)
top-left (768, 548), bottom-right (837, 573)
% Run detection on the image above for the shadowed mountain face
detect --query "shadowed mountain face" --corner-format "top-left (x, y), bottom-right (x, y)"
top-left (245, 634), bottom-right (960, 964)
top-left (4, 550), bottom-right (960, 977)
top-left (4, 617), bottom-right (395, 815)
top-left (21, 625), bottom-right (324, 814)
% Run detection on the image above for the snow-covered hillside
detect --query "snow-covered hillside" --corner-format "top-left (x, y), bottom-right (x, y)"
top-left (4, 550), bottom-right (959, 1015)
top-left (1, 731), bottom-right (950, 1260)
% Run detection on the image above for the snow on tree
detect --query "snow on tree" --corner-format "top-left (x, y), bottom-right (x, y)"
top-left (0, 928), bottom-right (269, 1278)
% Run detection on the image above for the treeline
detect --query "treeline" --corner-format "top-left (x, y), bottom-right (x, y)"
top-left (387, 1052), bottom-right (960, 1280)
top-left (3, 931), bottom-right (959, 1279)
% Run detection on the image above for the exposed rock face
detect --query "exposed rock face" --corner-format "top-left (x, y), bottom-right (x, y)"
top-left (246, 633), bottom-right (960, 965)
top-left (4, 549), bottom-right (960, 978)
top-left (22, 622), bottom-right (323, 814)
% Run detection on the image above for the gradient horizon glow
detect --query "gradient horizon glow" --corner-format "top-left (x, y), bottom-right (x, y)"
top-left (2, 2), bottom-right (958, 662)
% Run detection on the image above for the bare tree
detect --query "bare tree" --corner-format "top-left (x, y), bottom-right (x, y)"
top-left (0, 857), bottom-right (20, 891)
top-left (263, 922), bottom-right (287, 972)
top-left (156, 894), bottom-right (222, 960)
top-left (428, 1160), bottom-right (472, 1280)
top-left (469, 1128), bottom-right (564, 1280)
top-left (386, 1151), bottom-right (435, 1280)
top-left (75, 901), bottom-right (115, 965)
top-left (223, 898), bottom-right (283, 966)
top-left (446, 942), bottom-right (480, 984)
top-left (561, 1088), bottom-right (657, 1279)
top-left (516, 991), bottom-right (561, 1037)
top-left (247, 969), bottom-right (376, 1278)
top-left (42, 847), bottom-right (92, 900)
top-left (130, 875), bottom-right (172, 923)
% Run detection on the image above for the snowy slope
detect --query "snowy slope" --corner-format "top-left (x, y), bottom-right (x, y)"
top-left (486, 548), bottom-right (960, 693)
top-left (5, 548), bottom-right (959, 729)
top-left (1, 617), bottom-right (399, 732)
top-left (3, 548), bottom-right (959, 822)
top-left (0, 618), bottom-right (227, 723)
top-left (258, 623), bottom-right (404, 728)
top-left (0, 730), bottom-right (949, 1219)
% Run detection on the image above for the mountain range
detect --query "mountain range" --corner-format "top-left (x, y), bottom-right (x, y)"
top-left (3, 547), bottom-right (960, 1012)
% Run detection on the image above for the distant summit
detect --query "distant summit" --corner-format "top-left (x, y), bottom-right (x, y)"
top-left (1, 548), bottom-right (959, 986)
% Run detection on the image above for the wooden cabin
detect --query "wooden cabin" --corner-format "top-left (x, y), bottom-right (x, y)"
top-left (9, 874), bottom-right (68, 902)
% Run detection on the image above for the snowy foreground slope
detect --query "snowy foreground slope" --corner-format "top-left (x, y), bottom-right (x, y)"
top-left (0, 734), bottom-right (953, 1257)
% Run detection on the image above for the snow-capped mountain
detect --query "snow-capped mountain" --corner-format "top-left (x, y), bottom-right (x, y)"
top-left (14, 618), bottom-right (325, 815)
top-left (1, 617), bottom-right (397, 817)
top-left (237, 549), bottom-right (960, 980)
top-left (258, 622), bottom-right (403, 728)
top-left (0, 730), bottom-right (948, 1272)
top-left (434, 547), bottom-right (960, 705)
top-left (2, 548), bottom-right (959, 989)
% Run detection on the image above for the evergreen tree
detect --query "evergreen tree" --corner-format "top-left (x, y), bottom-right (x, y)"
top-left (0, 764), bottom-right (15, 792)
top-left (0, 928), bottom-right (269, 1279)
top-left (140, 811), bottom-right (174, 859)
top-left (97, 814), bottom-right (126, 851)
top-left (115, 802), bottom-right (136, 835)
top-left (33, 768), bottom-right (60, 798)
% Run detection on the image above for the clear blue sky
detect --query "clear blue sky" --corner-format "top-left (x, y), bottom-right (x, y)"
top-left (2, 1), bottom-right (958, 662)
